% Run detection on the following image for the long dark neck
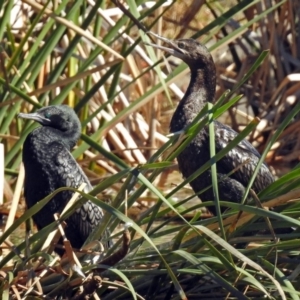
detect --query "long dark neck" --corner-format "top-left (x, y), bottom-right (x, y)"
top-left (170, 61), bottom-right (216, 133)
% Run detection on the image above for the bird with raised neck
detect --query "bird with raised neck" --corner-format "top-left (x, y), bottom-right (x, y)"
top-left (146, 33), bottom-right (274, 214)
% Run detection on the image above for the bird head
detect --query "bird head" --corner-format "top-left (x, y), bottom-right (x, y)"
top-left (18, 105), bottom-right (81, 133)
top-left (145, 32), bottom-right (212, 68)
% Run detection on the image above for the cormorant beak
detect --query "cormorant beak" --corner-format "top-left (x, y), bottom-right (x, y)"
top-left (144, 32), bottom-right (186, 58)
top-left (18, 112), bottom-right (51, 125)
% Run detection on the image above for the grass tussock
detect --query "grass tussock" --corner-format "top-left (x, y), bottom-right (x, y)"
top-left (1, 0), bottom-right (300, 299)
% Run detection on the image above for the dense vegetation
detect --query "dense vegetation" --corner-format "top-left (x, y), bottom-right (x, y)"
top-left (1, 0), bottom-right (300, 299)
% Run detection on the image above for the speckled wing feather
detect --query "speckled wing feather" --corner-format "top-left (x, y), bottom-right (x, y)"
top-left (213, 121), bottom-right (274, 192)
top-left (53, 142), bottom-right (105, 243)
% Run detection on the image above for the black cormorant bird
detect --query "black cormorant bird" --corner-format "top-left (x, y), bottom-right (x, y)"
top-left (19, 105), bottom-right (110, 255)
top-left (146, 33), bottom-right (274, 214)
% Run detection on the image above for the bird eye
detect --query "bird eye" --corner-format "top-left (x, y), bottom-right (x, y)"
top-left (178, 42), bottom-right (185, 49)
top-left (44, 113), bottom-right (51, 119)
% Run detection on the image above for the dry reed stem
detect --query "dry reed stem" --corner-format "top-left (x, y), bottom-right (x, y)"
top-left (24, 60), bottom-right (123, 97)
top-left (39, 183), bottom-right (87, 254)
top-left (53, 213), bottom-right (83, 272)
top-left (83, 150), bottom-right (119, 174)
top-left (25, 256), bottom-right (59, 296)
top-left (4, 164), bottom-right (24, 231)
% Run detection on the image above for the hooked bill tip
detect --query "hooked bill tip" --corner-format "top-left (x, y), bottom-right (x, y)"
top-left (18, 112), bottom-right (27, 119)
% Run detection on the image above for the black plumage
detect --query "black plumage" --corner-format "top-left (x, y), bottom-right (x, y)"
top-left (19, 105), bottom-right (110, 254)
top-left (146, 33), bottom-right (274, 214)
